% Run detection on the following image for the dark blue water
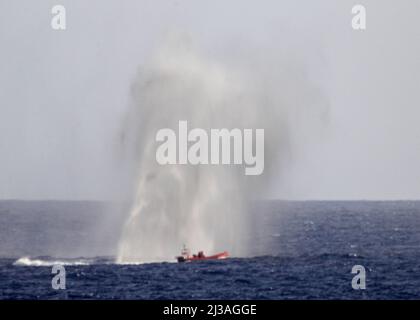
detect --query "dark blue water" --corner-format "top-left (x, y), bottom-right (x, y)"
top-left (1, 200), bottom-right (419, 299)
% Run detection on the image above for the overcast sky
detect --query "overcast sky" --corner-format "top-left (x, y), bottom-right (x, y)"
top-left (0, 0), bottom-right (419, 200)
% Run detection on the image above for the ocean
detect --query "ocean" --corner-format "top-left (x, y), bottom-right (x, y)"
top-left (0, 200), bottom-right (419, 299)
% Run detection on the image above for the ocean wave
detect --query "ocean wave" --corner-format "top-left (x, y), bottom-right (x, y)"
top-left (12, 256), bottom-right (177, 266)
top-left (13, 256), bottom-right (92, 266)
top-left (116, 258), bottom-right (176, 265)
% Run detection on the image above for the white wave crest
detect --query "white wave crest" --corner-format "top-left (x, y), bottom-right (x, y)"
top-left (13, 256), bottom-right (90, 266)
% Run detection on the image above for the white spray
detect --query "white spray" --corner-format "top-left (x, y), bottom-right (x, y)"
top-left (116, 36), bottom-right (326, 263)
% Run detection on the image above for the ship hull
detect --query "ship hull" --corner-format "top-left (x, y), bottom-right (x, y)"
top-left (176, 251), bottom-right (229, 263)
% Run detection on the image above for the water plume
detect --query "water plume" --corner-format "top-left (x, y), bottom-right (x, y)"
top-left (116, 35), bottom-right (326, 263)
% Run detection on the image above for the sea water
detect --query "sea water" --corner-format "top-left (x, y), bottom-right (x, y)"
top-left (0, 200), bottom-right (419, 299)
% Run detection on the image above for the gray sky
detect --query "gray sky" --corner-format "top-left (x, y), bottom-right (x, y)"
top-left (0, 0), bottom-right (419, 200)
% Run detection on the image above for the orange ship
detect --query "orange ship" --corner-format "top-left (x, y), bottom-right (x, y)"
top-left (176, 245), bottom-right (229, 263)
